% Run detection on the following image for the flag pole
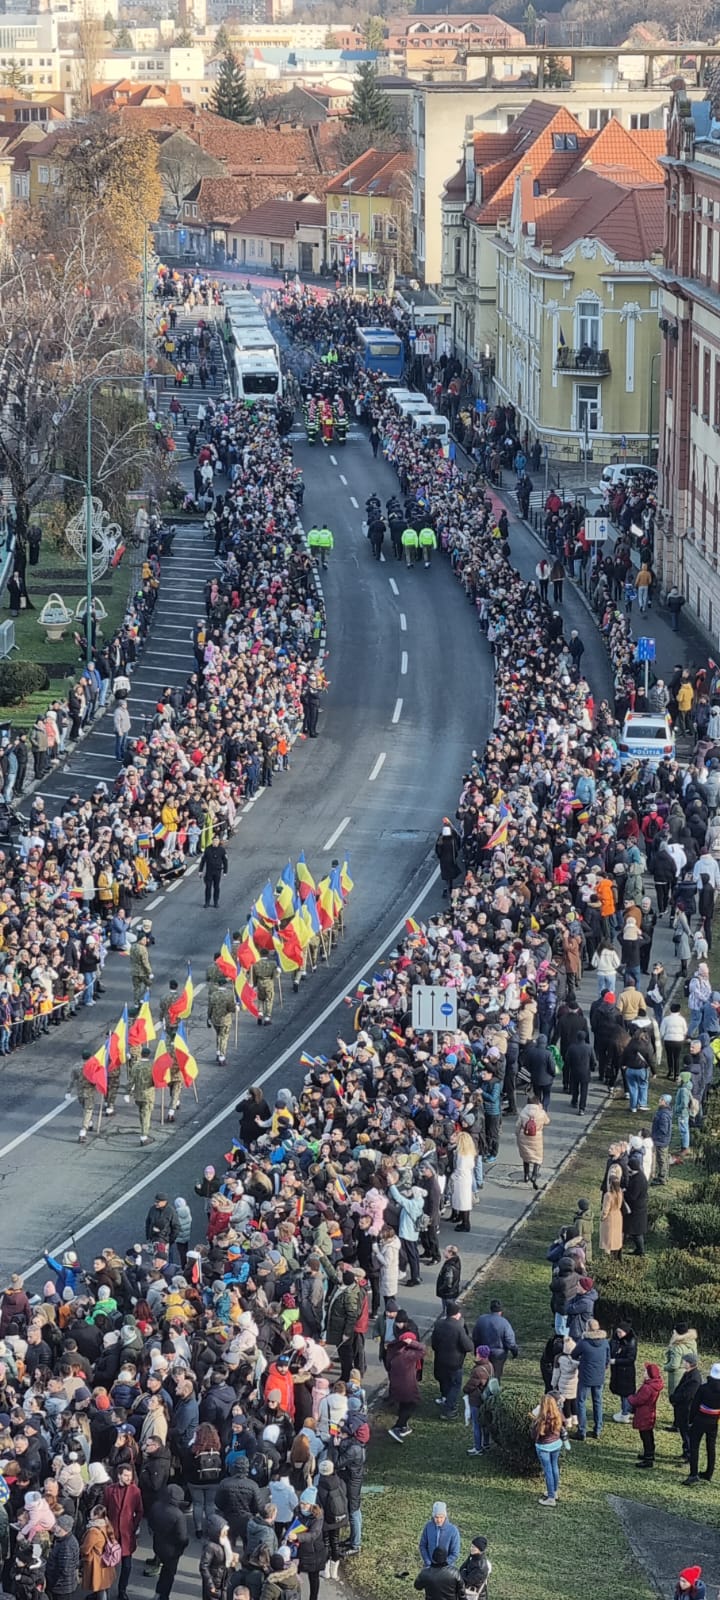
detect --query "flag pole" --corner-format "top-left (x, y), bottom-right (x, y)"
top-left (277, 973), bottom-right (283, 1007)
top-left (161, 1089), bottom-right (165, 1126)
top-left (96, 1096), bottom-right (103, 1135)
top-left (235, 1008), bottom-right (239, 1048)
top-left (192, 1080), bottom-right (199, 1104)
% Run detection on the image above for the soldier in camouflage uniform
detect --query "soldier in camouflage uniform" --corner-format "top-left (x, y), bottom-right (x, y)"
top-left (159, 979), bottom-right (180, 1041)
top-left (128, 1044), bottom-right (155, 1145)
top-left (69, 1061), bottom-right (100, 1143)
top-left (130, 932), bottom-right (154, 1006)
top-left (208, 976), bottom-right (235, 1065)
top-left (252, 955), bottom-right (277, 1026)
top-left (105, 1052), bottom-right (123, 1118)
top-left (205, 955), bottom-right (224, 1019)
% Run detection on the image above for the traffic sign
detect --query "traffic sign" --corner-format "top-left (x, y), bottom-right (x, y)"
top-left (584, 516), bottom-right (610, 542)
top-left (411, 984), bottom-right (457, 1036)
top-left (635, 637), bottom-right (656, 662)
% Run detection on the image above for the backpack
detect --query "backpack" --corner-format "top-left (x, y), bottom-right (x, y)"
top-left (194, 1448), bottom-right (222, 1483)
top-left (524, 1114), bottom-right (537, 1138)
top-left (101, 1540), bottom-right (121, 1569)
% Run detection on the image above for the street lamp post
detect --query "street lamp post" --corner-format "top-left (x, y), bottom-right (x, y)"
top-left (647, 347), bottom-right (661, 467)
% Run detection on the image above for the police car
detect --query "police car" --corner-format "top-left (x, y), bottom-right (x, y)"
top-left (618, 712), bottom-right (675, 767)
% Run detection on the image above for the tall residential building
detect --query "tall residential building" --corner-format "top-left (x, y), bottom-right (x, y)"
top-left (653, 84), bottom-right (720, 634)
top-left (412, 47), bottom-right (717, 285)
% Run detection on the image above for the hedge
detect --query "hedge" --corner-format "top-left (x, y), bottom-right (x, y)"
top-left (0, 660), bottom-right (49, 705)
top-left (594, 1254), bottom-right (720, 1345)
top-left (491, 1384), bottom-right (542, 1478)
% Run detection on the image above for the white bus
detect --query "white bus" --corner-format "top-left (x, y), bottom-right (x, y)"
top-left (234, 347), bottom-right (282, 401)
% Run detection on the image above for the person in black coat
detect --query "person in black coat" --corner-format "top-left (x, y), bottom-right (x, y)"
top-left (430, 1305), bottom-right (473, 1418)
top-left (524, 1034), bottom-right (555, 1110)
top-left (435, 822), bottom-right (461, 897)
top-left (566, 1031), bottom-right (597, 1114)
top-left (214, 1464), bottom-right (265, 1544)
top-left (146, 1484), bottom-right (189, 1598)
top-left (673, 1354), bottom-right (704, 1463)
top-left (200, 1515), bottom-right (233, 1600)
top-left (44, 1517), bottom-right (80, 1598)
top-left (289, 1498), bottom-right (325, 1600)
top-left (435, 1247), bottom-right (462, 1312)
top-left (414, 1549), bottom-right (466, 1600)
top-left (624, 1154), bottom-right (649, 1257)
top-left (316, 1461), bottom-right (348, 1573)
top-left (458, 1537), bottom-right (490, 1599)
top-left (609, 1323), bottom-right (638, 1419)
top-left (138, 1438), bottom-right (172, 1518)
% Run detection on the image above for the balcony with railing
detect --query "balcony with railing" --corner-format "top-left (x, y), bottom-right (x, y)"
top-left (555, 346), bottom-right (611, 375)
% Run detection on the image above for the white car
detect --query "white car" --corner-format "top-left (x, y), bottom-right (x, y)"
top-left (595, 462), bottom-right (657, 502)
top-left (619, 712), bottom-right (675, 767)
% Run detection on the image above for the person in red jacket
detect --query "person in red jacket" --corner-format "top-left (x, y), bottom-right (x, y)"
top-left (628, 1361), bottom-right (664, 1468)
top-left (103, 1463), bottom-right (143, 1600)
top-left (264, 1352), bottom-right (295, 1419)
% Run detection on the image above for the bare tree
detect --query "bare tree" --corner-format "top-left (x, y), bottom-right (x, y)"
top-left (75, 0), bottom-right (105, 112)
top-left (0, 207), bottom-right (145, 568)
top-left (160, 148), bottom-right (208, 218)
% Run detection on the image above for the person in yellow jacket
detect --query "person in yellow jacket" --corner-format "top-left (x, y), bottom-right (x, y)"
top-left (401, 526), bottom-right (419, 569)
top-left (676, 676), bottom-right (695, 735)
top-left (160, 797), bottom-right (180, 858)
top-left (418, 526), bottom-right (437, 569)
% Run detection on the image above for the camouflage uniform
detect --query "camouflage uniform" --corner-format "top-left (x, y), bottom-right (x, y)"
top-left (128, 1046), bottom-right (155, 1140)
top-left (208, 978), bottom-right (235, 1063)
top-left (106, 1062), bottom-right (122, 1112)
top-left (253, 956), bottom-right (277, 1023)
top-left (168, 1049), bottom-right (184, 1116)
top-left (69, 1063), bottom-right (99, 1138)
top-left (130, 939), bottom-right (153, 1006)
top-left (159, 991), bottom-right (180, 1041)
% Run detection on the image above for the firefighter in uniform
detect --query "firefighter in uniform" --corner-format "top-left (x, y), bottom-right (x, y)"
top-left (130, 931), bottom-right (154, 1006)
top-left (129, 1044), bottom-right (155, 1146)
top-left (208, 975), bottom-right (235, 1065)
top-left (252, 955), bottom-right (276, 1026)
top-left (70, 1060), bottom-right (100, 1143)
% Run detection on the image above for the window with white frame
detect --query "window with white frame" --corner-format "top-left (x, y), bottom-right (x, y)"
top-left (372, 212), bottom-right (384, 242)
top-left (576, 299), bottom-right (600, 351)
top-left (576, 383), bottom-right (600, 432)
top-left (37, 165), bottom-right (49, 184)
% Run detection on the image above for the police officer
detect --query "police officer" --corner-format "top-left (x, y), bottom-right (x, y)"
top-left (208, 975), bottom-right (235, 1065)
top-left (419, 525), bottom-right (437, 569)
top-left (130, 931), bottom-right (153, 1006)
top-left (200, 837), bottom-right (228, 909)
top-left (129, 1044), bottom-right (155, 1146)
top-left (388, 503), bottom-right (404, 561)
top-left (302, 678), bottom-right (320, 739)
top-left (401, 525), bottom-right (419, 569)
top-left (307, 527), bottom-right (323, 565)
top-left (69, 1060), bottom-right (99, 1144)
top-left (316, 526), bottom-right (334, 571)
top-left (253, 955), bottom-right (276, 1027)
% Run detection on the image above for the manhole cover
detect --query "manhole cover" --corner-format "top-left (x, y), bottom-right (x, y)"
top-left (383, 829), bottom-right (429, 840)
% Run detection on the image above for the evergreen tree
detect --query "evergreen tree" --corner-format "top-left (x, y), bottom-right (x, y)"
top-left (174, 26), bottom-right (193, 45)
top-left (211, 51), bottom-right (254, 124)
top-left (345, 62), bottom-right (393, 132)
top-left (214, 23), bottom-right (232, 53)
top-left (114, 25), bottom-right (132, 46)
top-left (363, 14), bottom-right (386, 49)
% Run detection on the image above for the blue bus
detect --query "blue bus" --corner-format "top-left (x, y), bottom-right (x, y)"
top-left (357, 326), bottom-right (404, 380)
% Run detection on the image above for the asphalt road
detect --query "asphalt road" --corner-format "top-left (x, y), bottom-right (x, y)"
top-left (0, 433), bottom-right (493, 1277)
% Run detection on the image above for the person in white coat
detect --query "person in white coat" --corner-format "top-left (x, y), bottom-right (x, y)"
top-left (373, 1228), bottom-right (401, 1303)
top-left (449, 1131), bottom-right (476, 1233)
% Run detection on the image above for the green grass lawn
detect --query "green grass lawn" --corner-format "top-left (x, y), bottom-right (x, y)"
top-left (354, 1096), bottom-right (716, 1600)
top-left (0, 524), bottom-right (134, 724)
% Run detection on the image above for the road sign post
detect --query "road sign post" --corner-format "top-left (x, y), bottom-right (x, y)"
top-left (411, 984), bottom-right (458, 1049)
top-left (584, 515), bottom-right (610, 543)
top-left (635, 636), bottom-right (656, 697)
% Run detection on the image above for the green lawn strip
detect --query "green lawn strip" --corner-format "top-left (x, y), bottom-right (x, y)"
top-left (0, 529), bottom-right (136, 724)
top-left (354, 1096), bottom-right (718, 1600)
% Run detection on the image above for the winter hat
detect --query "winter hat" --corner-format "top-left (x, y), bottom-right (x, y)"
top-left (680, 1570), bottom-right (702, 1586)
top-left (318, 1460), bottom-right (334, 1475)
top-left (576, 1199), bottom-right (590, 1213)
top-left (659, 1095), bottom-right (672, 1106)
top-left (432, 1502), bottom-right (447, 1517)
top-left (56, 1516), bottom-right (74, 1535)
top-left (578, 1277), bottom-right (594, 1291)
top-left (431, 1550), bottom-right (448, 1567)
top-left (471, 1538), bottom-right (488, 1553)
top-left (682, 1353), bottom-right (699, 1368)
top-left (299, 1487), bottom-right (317, 1507)
top-left (93, 1393), bottom-right (111, 1411)
top-left (475, 1345), bottom-right (491, 1359)
top-left (710, 1363), bottom-right (720, 1380)
top-left (74, 1386), bottom-right (91, 1403)
top-left (97, 1286), bottom-right (111, 1301)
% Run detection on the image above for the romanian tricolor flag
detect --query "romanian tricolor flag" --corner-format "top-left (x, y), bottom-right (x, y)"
top-left (334, 1175), bottom-right (349, 1204)
top-left (250, 916), bottom-right (275, 955)
top-left (153, 822), bottom-right (168, 840)
top-left (405, 917), bottom-right (421, 937)
top-left (299, 1050), bottom-right (316, 1068)
top-left (296, 852), bottom-right (316, 901)
top-left (275, 881), bottom-right (295, 921)
top-left (329, 866), bottom-right (344, 918)
top-left (303, 893), bottom-right (321, 937)
top-left (273, 928), bottom-right (302, 972)
top-left (236, 976), bottom-right (260, 1018)
top-left (168, 965), bottom-right (194, 1025)
top-left (291, 911), bottom-right (312, 950)
top-left (340, 858), bottom-right (354, 897)
top-left (236, 927), bottom-right (259, 971)
top-left (134, 996), bottom-right (156, 1046)
top-left (108, 1005), bottom-right (128, 1068)
top-left (484, 818), bottom-right (509, 850)
top-left (295, 1194), bottom-right (305, 1222)
top-left (151, 1031), bottom-right (173, 1088)
top-left (254, 881), bottom-right (278, 925)
top-left (388, 1027), bottom-right (405, 1047)
top-left (356, 979), bottom-right (370, 997)
top-left (317, 877), bottom-right (335, 931)
top-left (216, 938), bottom-right (237, 981)
top-left (174, 1023), bottom-right (198, 1087)
top-left (82, 1043), bottom-right (108, 1096)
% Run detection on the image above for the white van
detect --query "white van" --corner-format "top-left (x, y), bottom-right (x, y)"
top-left (619, 711), bottom-right (675, 767)
top-left (595, 462), bottom-right (658, 501)
top-left (398, 395), bottom-right (436, 420)
top-left (411, 408), bottom-right (450, 453)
